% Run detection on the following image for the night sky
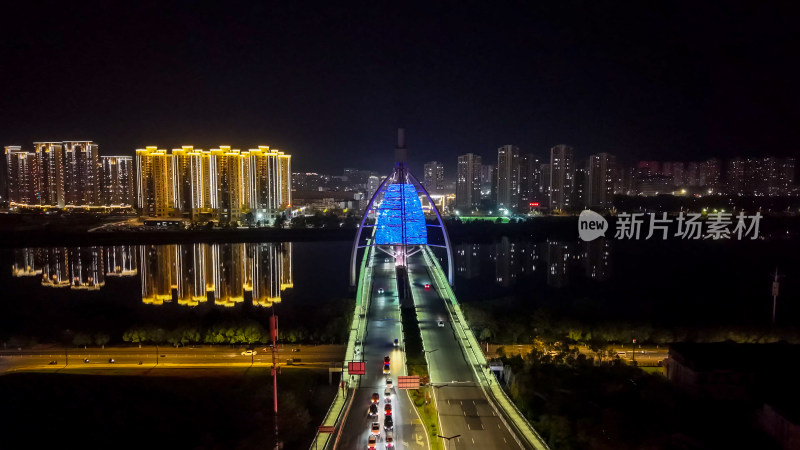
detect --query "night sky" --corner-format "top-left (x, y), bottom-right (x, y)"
top-left (2, 1), bottom-right (799, 175)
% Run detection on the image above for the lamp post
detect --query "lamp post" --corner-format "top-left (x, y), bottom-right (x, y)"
top-left (421, 349), bottom-right (439, 404)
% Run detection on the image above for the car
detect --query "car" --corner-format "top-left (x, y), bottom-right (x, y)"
top-left (384, 356), bottom-right (390, 364)
top-left (383, 363), bottom-right (390, 374)
top-left (371, 392), bottom-right (380, 403)
top-left (386, 377), bottom-right (393, 389)
top-left (393, 338), bottom-right (398, 347)
top-left (48, 360), bottom-right (58, 365)
top-left (241, 350), bottom-right (257, 356)
top-left (83, 358), bottom-right (90, 363)
top-left (371, 422), bottom-right (381, 436)
top-left (384, 404), bottom-right (392, 415)
top-left (385, 431), bottom-right (394, 448)
top-left (437, 320), bottom-right (444, 327)
top-left (368, 435), bottom-right (377, 449)
top-left (108, 358), bottom-right (115, 363)
top-left (377, 287), bottom-right (384, 294)
top-left (424, 283), bottom-right (431, 289)
top-left (369, 404), bottom-right (378, 416)
top-left (384, 414), bottom-right (393, 430)
top-left (384, 388), bottom-right (391, 400)
top-left (355, 347), bottom-right (361, 356)
top-left (385, 258), bottom-right (390, 263)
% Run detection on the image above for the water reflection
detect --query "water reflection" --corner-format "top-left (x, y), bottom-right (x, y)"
top-left (11, 243), bottom-right (292, 307)
top-left (455, 237), bottom-right (611, 288)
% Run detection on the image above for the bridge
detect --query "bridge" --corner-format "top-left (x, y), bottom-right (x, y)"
top-left (310, 130), bottom-right (549, 450)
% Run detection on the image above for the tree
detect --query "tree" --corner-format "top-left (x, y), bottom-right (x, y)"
top-left (274, 215), bottom-right (287, 228)
top-left (73, 332), bottom-right (92, 348)
top-left (94, 332), bottom-right (110, 349)
top-left (290, 215), bottom-right (307, 229)
top-left (479, 327), bottom-right (493, 341)
top-left (123, 327), bottom-right (147, 347)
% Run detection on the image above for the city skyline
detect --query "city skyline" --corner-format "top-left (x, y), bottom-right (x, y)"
top-left (3, 3), bottom-right (800, 175)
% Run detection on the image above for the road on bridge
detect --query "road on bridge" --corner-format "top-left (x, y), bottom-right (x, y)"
top-left (407, 253), bottom-right (524, 450)
top-left (337, 256), bottom-right (429, 450)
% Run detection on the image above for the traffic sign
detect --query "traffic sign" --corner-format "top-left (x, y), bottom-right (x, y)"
top-left (397, 375), bottom-right (420, 389)
top-left (347, 361), bottom-right (365, 375)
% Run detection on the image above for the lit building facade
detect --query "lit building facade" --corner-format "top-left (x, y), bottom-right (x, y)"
top-left (101, 156), bottom-right (135, 206)
top-left (136, 145), bottom-right (291, 223)
top-left (5, 140), bottom-right (133, 208)
top-left (587, 152), bottom-right (616, 209)
top-left (549, 144), bottom-right (574, 212)
top-left (423, 161), bottom-right (445, 191)
top-left (456, 153), bottom-right (482, 211)
top-left (63, 141), bottom-right (100, 206)
top-left (4, 146), bottom-right (38, 205)
top-left (35, 142), bottom-right (65, 207)
top-left (496, 145), bottom-right (520, 209)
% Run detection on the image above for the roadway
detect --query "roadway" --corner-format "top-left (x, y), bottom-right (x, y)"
top-left (337, 255), bottom-right (428, 450)
top-left (407, 253), bottom-right (524, 450)
top-left (0, 344), bottom-right (344, 372)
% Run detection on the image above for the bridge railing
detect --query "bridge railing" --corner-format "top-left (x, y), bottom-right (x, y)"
top-left (309, 243), bottom-right (374, 450)
top-left (422, 247), bottom-right (550, 450)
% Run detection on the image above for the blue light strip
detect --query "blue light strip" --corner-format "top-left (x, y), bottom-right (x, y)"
top-left (375, 183), bottom-right (427, 245)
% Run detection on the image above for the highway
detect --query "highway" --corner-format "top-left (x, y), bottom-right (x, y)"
top-left (337, 256), bottom-right (428, 450)
top-left (0, 344), bottom-right (344, 372)
top-left (407, 253), bottom-right (523, 450)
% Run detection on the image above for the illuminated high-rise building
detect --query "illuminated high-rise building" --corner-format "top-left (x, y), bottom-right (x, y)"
top-left (519, 154), bottom-right (541, 208)
top-left (63, 141), bottom-right (100, 206)
top-left (456, 153), bottom-right (482, 211)
top-left (101, 156), bottom-right (135, 206)
top-left (587, 152), bottom-right (616, 209)
top-left (136, 147), bottom-right (174, 217)
top-left (549, 144), bottom-right (573, 212)
top-left (35, 142), bottom-right (65, 207)
top-left (4, 146), bottom-right (38, 205)
top-left (423, 161), bottom-right (445, 191)
top-left (496, 145), bottom-right (520, 209)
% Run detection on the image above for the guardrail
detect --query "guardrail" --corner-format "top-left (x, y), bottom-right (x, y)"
top-left (421, 247), bottom-right (550, 450)
top-left (309, 243), bottom-right (374, 450)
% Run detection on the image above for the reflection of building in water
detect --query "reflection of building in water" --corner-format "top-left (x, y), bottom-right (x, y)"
top-left (13, 246), bottom-right (136, 289)
top-left (69, 247), bottom-right (105, 290)
top-left (280, 243), bottom-right (293, 290)
top-left (11, 248), bottom-right (42, 276)
top-left (583, 238), bottom-right (611, 281)
top-left (175, 244), bottom-right (208, 306)
top-left (454, 243), bottom-right (480, 279)
top-left (105, 245), bottom-right (137, 276)
top-left (140, 245), bottom-right (173, 304)
top-left (136, 243), bottom-right (293, 308)
top-left (42, 248), bottom-right (70, 287)
top-left (212, 243), bottom-right (246, 307)
top-left (543, 240), bottom-right (573, 288)
top-left (495, 237), bottom-right (520, 287)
